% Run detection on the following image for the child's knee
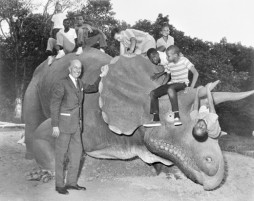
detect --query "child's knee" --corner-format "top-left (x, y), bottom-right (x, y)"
top-left (167, 87), bottom-right (175, 97)
top-left (150, 90), bottom-right (156, 98)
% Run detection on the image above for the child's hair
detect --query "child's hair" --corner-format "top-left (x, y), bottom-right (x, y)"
top-left (161, 23), bottom-right (170, 30)
top-left (55, 2), bottom-right (62, 8)
top-left (166, 45), bottom-right (180, 55)
top-left (147, 48), bottom-right (158, 58)
top-left (192, 119), bottom-right (208, 142)
top-left (111, 27), bottom-right (120, 39)
top-left (63, 18), bottom-right (69, 23)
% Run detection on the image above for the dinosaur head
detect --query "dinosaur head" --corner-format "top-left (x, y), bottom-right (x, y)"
top-left (99, 54), bottom-right (254, 190)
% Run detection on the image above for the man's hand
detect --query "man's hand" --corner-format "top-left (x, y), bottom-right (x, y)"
top-left (52, 127), bottom-right (60, 138)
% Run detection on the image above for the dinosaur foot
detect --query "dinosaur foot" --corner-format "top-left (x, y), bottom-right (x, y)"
top-left (26, 168), bottom-right (54, 183)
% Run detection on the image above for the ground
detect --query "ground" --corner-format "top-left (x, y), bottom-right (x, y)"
top-left (0, 129), bottom-right (254, 201)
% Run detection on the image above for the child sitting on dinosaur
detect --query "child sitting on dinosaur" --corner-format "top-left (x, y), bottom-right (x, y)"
top-left (144, 45), bottom-right (199, 127)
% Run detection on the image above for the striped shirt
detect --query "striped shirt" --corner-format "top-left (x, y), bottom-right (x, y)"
top-left (164, 57), bottom-right (194, 85)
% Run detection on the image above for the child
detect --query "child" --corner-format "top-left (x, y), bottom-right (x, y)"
top-left (156, 24), bottom-right (174, 52)
top-left (191, 81), bottom-right (222, 141)
top-left (75, 15), bottom-right (107, 55)
top-left (111, 27), bottom-right (156, 55)
top-left (50, 2), bottom-right (67, 39)
top-left (144, 45), bottom-right (199, 127)
top-left (46, 18), bottom-right (78, 65)
top-left (146, 48), bottom-right (170, 85)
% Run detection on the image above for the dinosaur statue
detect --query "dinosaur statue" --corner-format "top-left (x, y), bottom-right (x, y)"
top-left (23, 48), bottom-right (254, 190)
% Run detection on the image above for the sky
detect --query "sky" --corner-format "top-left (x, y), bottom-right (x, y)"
top-left (110, 0), bottom-right (254, 47)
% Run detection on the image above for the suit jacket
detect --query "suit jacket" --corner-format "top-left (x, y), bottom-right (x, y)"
top-left (50, 76), bottom-right (100, 134)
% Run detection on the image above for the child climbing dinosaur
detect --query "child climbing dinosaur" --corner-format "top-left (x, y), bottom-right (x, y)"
top-left (144, 45), bottom-right (199, 127)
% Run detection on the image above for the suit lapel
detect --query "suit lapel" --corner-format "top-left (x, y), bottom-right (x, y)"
top-left (67, 76), bottom-right (79, 95)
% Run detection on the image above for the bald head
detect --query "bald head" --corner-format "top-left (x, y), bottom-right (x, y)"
top-left (69, 59), bottom-right (82, 79)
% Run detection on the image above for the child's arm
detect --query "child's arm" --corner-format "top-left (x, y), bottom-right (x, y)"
top-left (127, 37), bottom-right (137, 54)
top-left (206, 83), bottom-right (216, 114)
top-left (120, 43), bottom-right (126, 55)
top-left (190, 86), bottom-right (202, 120)
top-left (80, 24), bottom-right (93, 33)
top-left (193, 88), bottom-right (200, 111)
top-left (162, 73), bottom-right (170, 85)
top-left (49, 15), bottom-right (55, 37)
top-left (189, 66), bottom-right (199, 88)
top-left (151, 71), bottom-right (167, 81)
top-left (156, 46), bottom-right (166, 52)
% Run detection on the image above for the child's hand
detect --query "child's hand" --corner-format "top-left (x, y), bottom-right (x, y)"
top-left (184, 87), bottom-right (193, 93)
top-left (150, 72), bottom-right (161, 80)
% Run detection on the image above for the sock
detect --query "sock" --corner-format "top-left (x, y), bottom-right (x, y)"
top-left (174, 111), bottom-right (180, 119)
top-left (45, 50), bottom-right (52, 57)
top-left (153, 113), bottom-right (160, 122)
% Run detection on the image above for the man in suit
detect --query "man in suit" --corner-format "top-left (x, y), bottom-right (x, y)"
top-left (50, 59), bottom-right (100, 194)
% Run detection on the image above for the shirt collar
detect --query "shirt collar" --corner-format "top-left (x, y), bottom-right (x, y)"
top-left (69, 74), bottom-right (77, 85)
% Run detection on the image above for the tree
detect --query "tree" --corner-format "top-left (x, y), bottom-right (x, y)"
top-left (0, 0), bottom-right (51, 121)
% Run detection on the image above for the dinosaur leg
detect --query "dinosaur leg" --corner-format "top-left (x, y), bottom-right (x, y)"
top-left (33, 119), bottom-right (55, 170)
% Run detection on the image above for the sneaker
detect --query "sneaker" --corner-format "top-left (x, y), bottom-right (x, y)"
top-left (174, 118), bottom-right (182, 126)
top-left (76, 47), bottom-right (83, 55)
top-left (143, 121), bottom-right (162, 127)
top-left (48, 56), bottom-right (54, 66)
top-left (100, 48), bottom-right (105, 53)
top-left (56, 50), bottom-right (65, 59)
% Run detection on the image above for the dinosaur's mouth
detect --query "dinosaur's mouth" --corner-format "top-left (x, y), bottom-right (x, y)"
top-left (146, 137), bottom-right (199, 177)
top-left (145, 136), bottom-right (224, 190)
top-left (149, 138), bottom-right (190, 166)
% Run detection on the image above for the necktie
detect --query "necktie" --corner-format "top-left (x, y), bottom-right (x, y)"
top-left (76, 79), bottom-right (80, 90)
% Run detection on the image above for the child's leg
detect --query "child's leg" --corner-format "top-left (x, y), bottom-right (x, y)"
top-left (167, 83), bottom-right (186, 115)
top-left (85, 33), bottom-right (107, 48)
top-left (167, 83), bottom-right (186, 126)
top-left (149, 84), bottom-right (169, 121)
top-left (77, 28), bottom-right (85, 47)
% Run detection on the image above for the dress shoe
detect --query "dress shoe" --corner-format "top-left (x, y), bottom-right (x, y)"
top-left (55, 186), bottom-right (69, 195)
top-left (65, 184), bottom-right (86, 191)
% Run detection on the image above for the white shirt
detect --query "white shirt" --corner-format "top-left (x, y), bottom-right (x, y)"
top-left (51, 13), bottom-right (67, 29)
top-left (156, 36), bottom-right (174, 49)
top-left (158, 51), bottom-right (168, 66)
top-left (69, 74), bottom-right (77, 88)
top-left (58, 28), bottom-right (77, 44)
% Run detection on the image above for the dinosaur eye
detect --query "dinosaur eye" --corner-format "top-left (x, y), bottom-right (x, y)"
top-left (206, 157), bottom-right (212, 162)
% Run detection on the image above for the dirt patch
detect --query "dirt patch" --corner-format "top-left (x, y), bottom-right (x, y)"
top-left (0, 130), bottom-right (254, 201)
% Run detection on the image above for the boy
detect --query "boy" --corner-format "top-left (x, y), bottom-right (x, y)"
top-left (191, 82), bottom-right (222, 141)
top-left (144, 45), bottom-right (199, 127)
top-left (156, 24), bottom-right (174, 52)
top-left (50, 2), bottom-right (66, 39)
top-left (46, 18), bottom-right (78, 65)
top-left (75, 16), bottom-right (107, 55)
top-left (111, 27), bottom-right (156, 55)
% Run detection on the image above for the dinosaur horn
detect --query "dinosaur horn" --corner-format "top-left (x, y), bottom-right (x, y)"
top-left (212, 90), bottom-right (254, 105)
